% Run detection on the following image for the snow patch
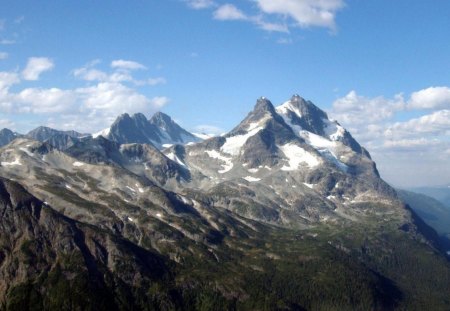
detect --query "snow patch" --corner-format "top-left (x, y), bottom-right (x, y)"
top-left (247, 168), bottom-right (259, 173)
top-left (128, 217), bottom-right (134, 222)
top-left (162, 144), bottom-right (173, 148)
top-left (135, 183), bottom-right (145, 193)
top-left (205, 150), bottom-right (233, 173)
top-left (247, 113), bottom-right (271, 131)
top-left (277, 111), bottom-right (348, 172)
top-left (126, 186), bottom-right (136, 193)
top-left (1, 158), bottom-right (22, 166)
top-left (301, 131), bottom-right (335, 149)
top-left (303, 183), bottom-right (315, 189)
top-left (319, 149), bottom-right (348, 172)
top-left (279, 143), bottom-right (320, 170)
top-left (276, 100), bottom-right (303, 118)
top-left (243, 176), bottom-right (261, 182)
top-left (92, 127), bottom-right (110, 138)
top-left (72, 161), bottom-right (85, 167)
top-left (193, 132), bottom-right (213, 140)
top-left (65, 184), bottom-right (72, 189)
top-left (19, 147), bottom-right (34, 157)
top-left (166, 152), bottom-right (187, 167)
top-left (156, 213), bottom-right (162, 218)
top-left (221, 126), bottom-right (263, 156)
top-left (324, 120), bottom-right (346, 141)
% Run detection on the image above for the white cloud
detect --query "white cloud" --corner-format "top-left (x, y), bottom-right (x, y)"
top-left (383, 138), bottom-right (440, 151)
top-left (213, 4), bottom-right (247, 20)
top-left (211, 4), bottom-right (289, 33)
top-left (73, 67), bottom-right (108, 81)
top-left (111, 59), bottom-right (147, 71)
top-left (0, 119), bottom-right (14, 129)
top-left (0, 52), bottom-right (8, 60)
top-left (78, 82), bottom-right (157, 113)
top-left (145, 77), bottom-right (167, 86)
top-left (408, 86), bottom-right (450, 110)
top-left (331, 90), bottom-right (405, 125)
top-left (0, 58), bottom-right (169, 133)
top-left (331, 89), bottom-right (450, 187)
top-left (150, 96), bottom-right (170, 108)
top-left (0, 81), bottom-right (169, 132)
top-left (17, 88), bottom-right (77, 114)
top-left (385, 110), bottom-right (450, 138)
top-left (253, 18), bottom-right (289, 33)
top-left (185, 0), bottom-right (216, 9)
top-left (277, 38), bottom-right (293, 45)
top-left (0, 71), bottom-right (20, 91)
top-left (255, 0), bottom-right (345, 30)
top-left (183, 0), bottom-right (342, 35)
top-left (73, 62), bottom-right (166, 87)
top-left (22, 57), bottom-right (54, 81)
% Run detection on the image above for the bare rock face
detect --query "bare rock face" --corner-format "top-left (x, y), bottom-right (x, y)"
top-left (103, 112), bottom-right (201, 149)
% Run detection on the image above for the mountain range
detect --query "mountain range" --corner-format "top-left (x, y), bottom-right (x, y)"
top-left (0, 95), bottom-right (449, 310)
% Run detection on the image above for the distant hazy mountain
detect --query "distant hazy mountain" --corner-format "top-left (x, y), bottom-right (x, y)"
top-left (0, 128), bottom-right (21, 147)
top-left (27, 126), bottom-right (86, 141)
top-left (397, 189), bottom-right (450, 237)
top-left (95, 112), bottom-right (201, 149)
top-left (408, 186), bottom-right (450, 208)
top-left (26, 126), bottom-right (87, 150)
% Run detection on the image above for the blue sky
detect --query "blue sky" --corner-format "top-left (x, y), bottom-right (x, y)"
top-left (1, 0), bottom-right (450, 187)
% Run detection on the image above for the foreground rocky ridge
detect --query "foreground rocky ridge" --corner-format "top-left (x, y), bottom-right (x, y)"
top-left (0, 95), bottom-right (449, 310)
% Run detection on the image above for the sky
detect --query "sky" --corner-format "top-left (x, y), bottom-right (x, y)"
top-left (1, 0), bottom-right (450, 187)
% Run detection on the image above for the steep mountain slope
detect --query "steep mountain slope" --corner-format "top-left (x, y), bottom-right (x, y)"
top-left (0, 178), bottom-right (176, 310)
top-left (97, 112), bottom-right (201, 149)
top-left (1, 95), bottom-right (450, 310)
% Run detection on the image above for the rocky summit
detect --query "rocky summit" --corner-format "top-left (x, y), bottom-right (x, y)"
top-left (0, 95), bottom-right (449, 310)
top-left (96, 111), bottom-right (201, 149)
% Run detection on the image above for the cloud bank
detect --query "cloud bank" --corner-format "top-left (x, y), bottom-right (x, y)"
top-left (330, 88), bottom-right (450, 187)
top-left (0, 57), bottom-right (169, 133)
